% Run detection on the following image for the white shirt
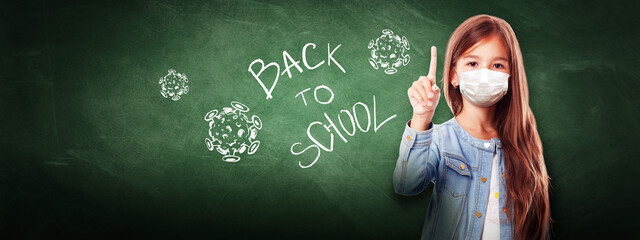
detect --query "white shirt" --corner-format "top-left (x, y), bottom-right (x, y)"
top-left (481, 144), bottom-right (501, 240)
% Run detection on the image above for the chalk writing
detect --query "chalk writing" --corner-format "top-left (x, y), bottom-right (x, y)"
top-left (249, 43), bottom-right (345, 100)
top-left (290, 95), bottom-right (396, 168)
top-left (249, 41), bottom-right (397, 168)
top-left (295, 85), bottom-right (335, 106)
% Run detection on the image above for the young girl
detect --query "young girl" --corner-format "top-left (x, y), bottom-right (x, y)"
top-left (393, 15), bottom-right (551, 239)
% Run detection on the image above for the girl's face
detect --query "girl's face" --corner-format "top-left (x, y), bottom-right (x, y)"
top-left (452, 34), bottom-right (511, 87)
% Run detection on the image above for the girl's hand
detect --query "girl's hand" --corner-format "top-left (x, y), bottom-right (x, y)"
top-left (407, 46), bottom-right (441, 129)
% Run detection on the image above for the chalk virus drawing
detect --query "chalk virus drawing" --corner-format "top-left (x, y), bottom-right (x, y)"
top-left (204, 101), bottom-right (262, 162)
top-left (159, 69), bottom-right (189, 101)
top-left (368, 29), bottom-right (411, 74)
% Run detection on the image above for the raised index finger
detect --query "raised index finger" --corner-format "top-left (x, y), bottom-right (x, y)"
top-left (427, 46), bottom-right (437, 81)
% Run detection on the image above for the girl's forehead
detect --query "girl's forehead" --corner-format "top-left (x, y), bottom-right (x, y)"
top-left (460, 34), bottom-right (509, 60)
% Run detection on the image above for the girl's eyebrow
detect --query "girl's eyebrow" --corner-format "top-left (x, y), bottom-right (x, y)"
top-left (493, 57), bottom-right (509, 62)
top-left (462, 55), bottom-right (508, 62)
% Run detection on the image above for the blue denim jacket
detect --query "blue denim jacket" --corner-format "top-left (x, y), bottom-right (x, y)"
top-left (393, 117), bottom-right (513, 240)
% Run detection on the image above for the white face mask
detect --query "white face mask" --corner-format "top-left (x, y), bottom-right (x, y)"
top-left (458, 68), bottom-right (510, 107)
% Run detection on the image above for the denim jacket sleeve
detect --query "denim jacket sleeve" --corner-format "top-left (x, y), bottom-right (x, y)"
top-left (393, 119), bottom-right (441, 196)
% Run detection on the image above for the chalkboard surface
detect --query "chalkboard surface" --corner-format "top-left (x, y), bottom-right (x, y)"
top-left (2, 0), bottom-right (639, 239)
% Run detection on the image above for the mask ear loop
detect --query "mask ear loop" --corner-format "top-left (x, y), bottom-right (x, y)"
top-left (452, 67), bottom-right (460, 89)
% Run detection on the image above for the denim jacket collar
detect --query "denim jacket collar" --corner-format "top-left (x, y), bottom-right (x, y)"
top-left (446, 117), bottom-right (502, 152)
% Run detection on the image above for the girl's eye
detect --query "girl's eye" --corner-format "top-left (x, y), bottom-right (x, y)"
top-left (493, 63), bottom-right (505, 69)
top-left (467, 62), bottom-right (478, 67)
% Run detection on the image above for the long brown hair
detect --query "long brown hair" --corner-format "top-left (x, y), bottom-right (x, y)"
top-left (441, 15), bottom-right (552, 239)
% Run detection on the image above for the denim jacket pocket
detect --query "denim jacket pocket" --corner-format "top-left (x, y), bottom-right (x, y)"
top-left (442, 153), bottom-right (471, 198)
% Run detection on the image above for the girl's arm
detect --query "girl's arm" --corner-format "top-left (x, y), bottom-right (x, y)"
top-left (394, 46), bottom-right (441, 196)
top-left (393, 118), bottom-right (440, 196)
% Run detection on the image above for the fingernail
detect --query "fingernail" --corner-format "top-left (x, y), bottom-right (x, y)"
top-left (428, 92), bottom-right (434, 98)
top-left (427, 100), bottom-right (433, 106)
top-left (432, 85), bottom-right (439, 91)
top-left (422, 101), bottom-right (426, 105)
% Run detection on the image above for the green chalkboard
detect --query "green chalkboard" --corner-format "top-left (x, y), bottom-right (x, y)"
top-left (2, 0), bottom-right (639, 239)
